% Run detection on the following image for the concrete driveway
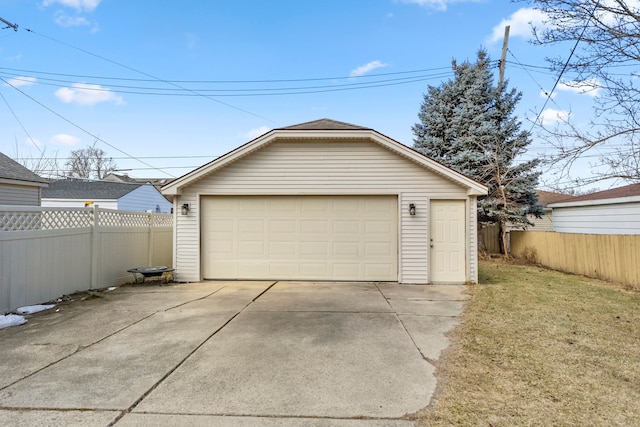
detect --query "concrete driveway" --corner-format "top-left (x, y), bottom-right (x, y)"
top-left (0, 280), bottom-right (468, 426)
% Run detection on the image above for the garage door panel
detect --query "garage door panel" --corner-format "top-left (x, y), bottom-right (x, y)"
top-left (300, 241), bottom-right (327, 256)
top-left (268, 241), bottom-right (296, 258)
top-left (333, 220), bottom-right (360, 233)
top-left (300, 263), bottom-right (328, 278)
top-left (269, 219), bottom-right (296, 233)
top-left (365, 263), bottom-right (394, 279)
top-left (365, 241), bottom-right (393, 256)
top-left (300, 220), bottom-right (327, 233)
top-left (201, 196), bottom-right (397, 281)
top-left (332, 241), bottom-right (359, 256)
top-left (332, 263), bottom-right (361, 279)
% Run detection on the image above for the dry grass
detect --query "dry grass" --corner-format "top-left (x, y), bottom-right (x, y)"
top-left (416, 259), bottom-right (640, 427)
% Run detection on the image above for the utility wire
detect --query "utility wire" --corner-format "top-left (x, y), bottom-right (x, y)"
top-left (0, 64), bottom-right (458, 84)
top-left (0, 90), bottom-right (45, 156)
top-left (25, 29), bottom-right (273, 122)
top-left (1, 77), bottom-right (175, 178)
top-left (529, 0), bottom-right (601, 132)
top-left (507, 48), bottom-right (564, 112)
top-left (0, 71), bottom-right (454, 96)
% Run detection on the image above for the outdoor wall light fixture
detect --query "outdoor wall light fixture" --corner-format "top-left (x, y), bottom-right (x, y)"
top-left (181, 203), bottom-right (190, 215)
top-left (409, 203), bottom-right (416, 216)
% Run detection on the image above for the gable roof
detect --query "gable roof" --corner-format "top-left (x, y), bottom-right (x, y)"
top-left (43, 179), bottom-right (144, 199)
top-left (162, 119), bottom-right (488, 196)
top-left (279, 118), bottom-right (371, 131)
top-left (549, 183), bottom-right (640, 208)
top-left (0, 152), bottom-right (49, 186)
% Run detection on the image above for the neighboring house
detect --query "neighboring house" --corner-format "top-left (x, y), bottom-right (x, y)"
top-left (102, 173), bottom-right (175, 203)
top-left (549, 183), bottom-right (640, 234)
top-left (0, 152), bottom-right (49, 206)
top-left (42, 179), bottom-right (172, 213)
top-left (162, 119), bottom-right (488, 284)
top-left (525, 190), bottom-right (575, 232)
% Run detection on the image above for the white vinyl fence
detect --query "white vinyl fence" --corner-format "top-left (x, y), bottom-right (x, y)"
top-left (0, 206), bottom-right (173, 313)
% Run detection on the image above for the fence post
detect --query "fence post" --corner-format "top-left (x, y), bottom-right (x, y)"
top-left (148, 212), bottom-right (154, 266)
top-left (90, 206), bottom-right (99, 289)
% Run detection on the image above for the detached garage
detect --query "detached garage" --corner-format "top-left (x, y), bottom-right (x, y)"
top-left (162, 119), bottom-right (487, 284)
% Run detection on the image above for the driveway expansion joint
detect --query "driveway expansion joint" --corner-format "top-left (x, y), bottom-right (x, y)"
top-left (108, 281), bottom-right (280, 427)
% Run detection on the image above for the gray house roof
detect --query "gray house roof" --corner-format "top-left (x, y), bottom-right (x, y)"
top-left (0, 152), bottom-right (49, 184)
top-left (43, 179), bottom-right (143, 199)
top-left (279, 118), bottom-right (371, 131)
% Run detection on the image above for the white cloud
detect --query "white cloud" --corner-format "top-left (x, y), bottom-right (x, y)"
top-left (53, 11), bottom-right (99, 31)
top-left (50, 134), bottom-right (80, 146)
top-left (54, 13), bottom-right (90, 27)
top-left (557, 79), bottom-right (601, 97)
top-left (488, 7), bottom-right (548, 44)
top-left (42, 0), bottom-right (101, 12)
top-left (350, 60), bottom-right (389, 77)
top-left (55, 83), bottom-right (124, 106)
top-left (242, 126), bottom-right (271, 140)
top-left (397, 0), bottom-right (481, 11)
top-left (540, 108), bottom-right (570, 126)
top-left (5, 76), bottom-right (37, 87)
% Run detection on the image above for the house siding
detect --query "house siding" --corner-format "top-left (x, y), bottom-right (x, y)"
top-left (553, 202), bottom-right (640, 234)
top-left (174, 139), bottom-right (475, 283)
top-left (0, 183), bottom-right (41, 206)
top-left (119, 185), bottom-right (172, 213)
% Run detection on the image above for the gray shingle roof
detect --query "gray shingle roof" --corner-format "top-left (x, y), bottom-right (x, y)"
top-left (535, 190), bottom-right (575, 207)
top-left (43, 179), bottom-right (143, 199)
top-left (278, 118), bottom-right (371, 131)
top-left (0, 152), bottom-right (48, 184)
top-left (558, 183), bottom-right (640, 203)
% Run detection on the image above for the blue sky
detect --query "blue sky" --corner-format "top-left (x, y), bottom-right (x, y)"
top-left (0, 0), bottom-right (599, 187)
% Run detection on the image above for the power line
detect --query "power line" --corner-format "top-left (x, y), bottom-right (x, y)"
top-left (529, 0), bottom-right (601, 132)
top-left (507, 48), bottom-right (565, 112)
top-left (0, 91), bottom-right (45, 156)
top-left (0, 64), bottom-right (457, 84)
top-left (25, 29), bottom-right (273, 122)
top-left (1, 77), bottom-right (175, 178)
top-left (0, 69), bottom-right (458, 97)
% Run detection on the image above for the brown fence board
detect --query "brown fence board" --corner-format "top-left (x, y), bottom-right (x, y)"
top-left (511, 231), bottom-right (640, 286)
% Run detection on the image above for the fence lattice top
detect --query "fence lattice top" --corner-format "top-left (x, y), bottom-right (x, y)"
top-left (0, 207), bottom-right (172, 232)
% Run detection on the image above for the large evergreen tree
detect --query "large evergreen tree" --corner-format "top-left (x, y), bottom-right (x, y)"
top-left (413, 49), bottom-right (542, 254)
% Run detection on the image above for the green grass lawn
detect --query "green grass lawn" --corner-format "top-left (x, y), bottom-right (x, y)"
top-left (416, 259), bottom-right (640, 426)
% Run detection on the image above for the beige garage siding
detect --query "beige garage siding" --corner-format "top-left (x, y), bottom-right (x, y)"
top-left (201, 195), bottom-right (398, 281)
top-left (172, 138), bottom-right (480, 283)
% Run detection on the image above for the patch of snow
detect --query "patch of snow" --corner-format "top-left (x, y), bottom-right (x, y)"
top-left (16, 304), bottom-right (56, 315)
top-left (0, 314), bottom-right (27, 329)
top-left (106, 287), bottom-right (117, 292)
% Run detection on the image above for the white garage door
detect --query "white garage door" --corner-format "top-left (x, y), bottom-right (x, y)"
top-left (201, 195), bottom-right (397, 281)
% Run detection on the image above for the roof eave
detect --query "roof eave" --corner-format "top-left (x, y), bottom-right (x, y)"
top-left (549, 194), bottom-right (640, 208)
top-left (0, 177), bottom-right (49, 188)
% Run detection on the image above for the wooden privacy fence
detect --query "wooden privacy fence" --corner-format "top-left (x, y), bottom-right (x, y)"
top-left (0, 206), bottom-right (173, 313)
top-left (479, 223), bottom-right (501, 254)
top-left (510, 231), bottom-right (640, 286)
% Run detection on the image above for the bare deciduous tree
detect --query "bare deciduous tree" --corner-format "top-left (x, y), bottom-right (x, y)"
top-left (527, 0), bottom-right (640, 185)
top-left (13, 138), bottom-right (61, 179)
top-left (64, 142), bottom-right (117, 180)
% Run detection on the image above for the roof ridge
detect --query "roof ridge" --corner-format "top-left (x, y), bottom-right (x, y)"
top-left (278, 118), bottom-right (370, 131)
